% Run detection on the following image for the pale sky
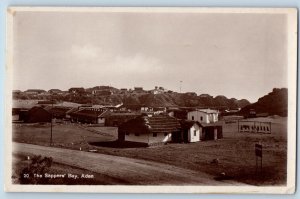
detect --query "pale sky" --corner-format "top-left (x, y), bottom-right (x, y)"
top-left (13, 11), bottom-right (288, 102)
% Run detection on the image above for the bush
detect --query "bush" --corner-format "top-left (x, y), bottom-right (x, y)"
top-left (19, 155), bottom-right (53, 184)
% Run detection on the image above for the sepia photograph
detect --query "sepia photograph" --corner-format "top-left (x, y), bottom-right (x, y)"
top-left (5, 7), bottom-right (297, 193)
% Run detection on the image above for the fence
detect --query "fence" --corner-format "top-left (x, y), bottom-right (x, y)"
top-left (238, 120), bottom-right (271, 134)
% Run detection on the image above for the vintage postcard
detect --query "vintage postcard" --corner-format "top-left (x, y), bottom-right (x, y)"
top-left (5, 7), bottom-right (297, 193)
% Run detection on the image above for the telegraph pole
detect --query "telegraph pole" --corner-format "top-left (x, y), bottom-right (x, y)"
top-left (180, 81), bottom-right (182, 93)
top-left (50, 99), bottom-right (53, 146)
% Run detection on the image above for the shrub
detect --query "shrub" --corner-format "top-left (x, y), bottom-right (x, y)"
top-left (19, 155), bottom-right (53, 184)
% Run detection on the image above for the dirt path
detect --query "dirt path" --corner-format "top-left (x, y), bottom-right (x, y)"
top-left (13, 142), bottom-right (243, 185)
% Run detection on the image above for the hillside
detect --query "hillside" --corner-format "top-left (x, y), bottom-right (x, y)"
top-left (14, 87), bottom-right (251, 110)
top-left (240, 88), bottom-right (288, 116)
top-left (119, 93), bottom-right (250, 109)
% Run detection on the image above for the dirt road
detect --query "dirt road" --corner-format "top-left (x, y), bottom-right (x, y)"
top-left (13, 142), bottom-right (243, 185)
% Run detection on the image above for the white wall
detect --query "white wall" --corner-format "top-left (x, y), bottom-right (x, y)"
top-left (168, 111), bottom-right (174, 117)
top-left (188, 111), bottom-right (209, 123)
top-left (125, 132), bottom-right (172, 144)
top-left (212, 114), bottom-right (218, 122)
top-left (97, 117), bottom-right (105, 124)
top-left (12, 115), bottom-right (19, 121)
top-left (209, 113), bottom-right (218, 123)
top-left (149, 133), bottom-right (171, 144)
top-left (188, 124), bottom-right (201, 142)
top-left (187, 111), bottom-right (218, 123)
top-left (214, 128), bottom-right (218, 140)
top-left (125, 133), bottom-right (149, 143)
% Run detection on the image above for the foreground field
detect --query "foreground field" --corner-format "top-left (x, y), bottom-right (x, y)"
top-left (13, 143), bottom-right (241, 185)
top-left (13, 117), bottom-right (287, 185)
top-left (12, 153), bottom-right (110, 185)
top-left (13, 123), bottom-right (116, 150)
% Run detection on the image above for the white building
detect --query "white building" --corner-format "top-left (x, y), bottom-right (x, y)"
top-left (69, 108), bottom-right (110, 124)
top-left (150, 86), bottom-right (168, 95)
top-left (124, 131), bottom-right (173, 146)
top-left (118, 115), bottom-right (181, 146)
top-left (180, 121), bottom-right (202, 142)
top-left (141, 106), bottom-right (167, 115)
top-left (187, 109), bottom-right (219, 123)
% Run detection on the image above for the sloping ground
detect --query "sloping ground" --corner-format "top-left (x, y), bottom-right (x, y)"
top-left (13, 142), bottom-right (244, 185)
top-left (14, 91), bottom-right (250, 109)
top-left (12, 154), bottom-right (124, 185)
top-left (12, 123), bottom-right (115, 151)
top-left (77, 125), bottom-right (115, 138)
top-left (122, 93), bottom-right (250, 109)
top-left (12, 121), bottom-right (287, 186)
top-left (241, 88), bottom-right (288, 116)
top-left (139, 93), bottom-right (179, 107)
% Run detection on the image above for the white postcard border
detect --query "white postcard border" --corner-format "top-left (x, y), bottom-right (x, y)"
top-left (4, 7), bottom-right (298, 194)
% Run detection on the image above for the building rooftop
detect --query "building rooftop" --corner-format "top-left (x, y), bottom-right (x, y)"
top-left (180, 120), bottom-right (201, 130)
top-left (25, 89), bottom-right (46, 93)
top-left (56, 101), bottom-right (82, 108)
top-left (70, 109), bottom-right (108, 119)
top-left (119, 115), bottom-right (181, 134)
top-left (110, 112), bottom-right (141, 116)
top-left (48, 106), bottom-right (72, 114)
top-left (13, 99), bottom-right (39, 109)
top-left (195, 109), bottom-right (219, 114)
top-left (48, 89), bottom-right (62, 93)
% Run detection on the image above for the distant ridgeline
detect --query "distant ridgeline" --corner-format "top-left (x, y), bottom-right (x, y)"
top-left (122, 93), bottom-right (250, 110)
top-left (240, 88), bottom-right (288, 117)
top-left (13, 86), bottom-right (251, 110)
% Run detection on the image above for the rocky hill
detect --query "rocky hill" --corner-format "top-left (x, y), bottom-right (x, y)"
top-left (14, 87), bottom-right (251, 110)
top-left (120, 93), bottom-right (250, 109)
top-left (240, 88), bottom-right (288, 116)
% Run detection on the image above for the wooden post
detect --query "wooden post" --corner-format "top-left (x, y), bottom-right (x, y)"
top-left (238, 120), bottom-right (240, 133)
top-left (255, 143), bottom-right (263, 174)
top-left (214, 128), bottom-right (217, 140)
top-left (50, 100), bottom-right (53, 146)
top-left (261, 154), bottom-right (263, 173)
top-left (256, 155), bottom-right (258, 173)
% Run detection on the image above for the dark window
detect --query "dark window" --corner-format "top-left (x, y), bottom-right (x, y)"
top-left (153, 133), bottom-right (157, 137)
top-left (125, 132), bottom-right (129, 135)
top-left (266, 126), bottom-right (269, 131)
top-left (192, 116), bottom-right (194, 120)
top-left (200, 116), bottom-right (203, 121)
top-left (135, 133), bottom-right (140, 136)
top-left (164, 133), bottom-right (168, 136)
top-left (194, 130), bottom-right (197, 136)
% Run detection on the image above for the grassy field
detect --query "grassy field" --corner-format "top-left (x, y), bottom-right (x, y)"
top-left (13, 117), bottom-right (287, 185)
top-left (13, 123), bottom-right (116, 151)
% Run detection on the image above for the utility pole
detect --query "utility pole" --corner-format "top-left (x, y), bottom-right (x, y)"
top-left (50, 99), bottom-right (53, 146)
top-left (180, 81), bottom-right (182, 93)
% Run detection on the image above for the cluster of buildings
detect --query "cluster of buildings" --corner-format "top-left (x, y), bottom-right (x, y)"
top-left (118, 109), bottom-right (222, 146)
top-left (13, 85), bottom-right (208, 100)
top-left (116, 86), bottom-right (171, 95)
top-left (12, 98), bottom-right (223, 146)
top-left (12, 86), bottom-right (173, 99)
top-left (12, 100), bottom-right (121, 124)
